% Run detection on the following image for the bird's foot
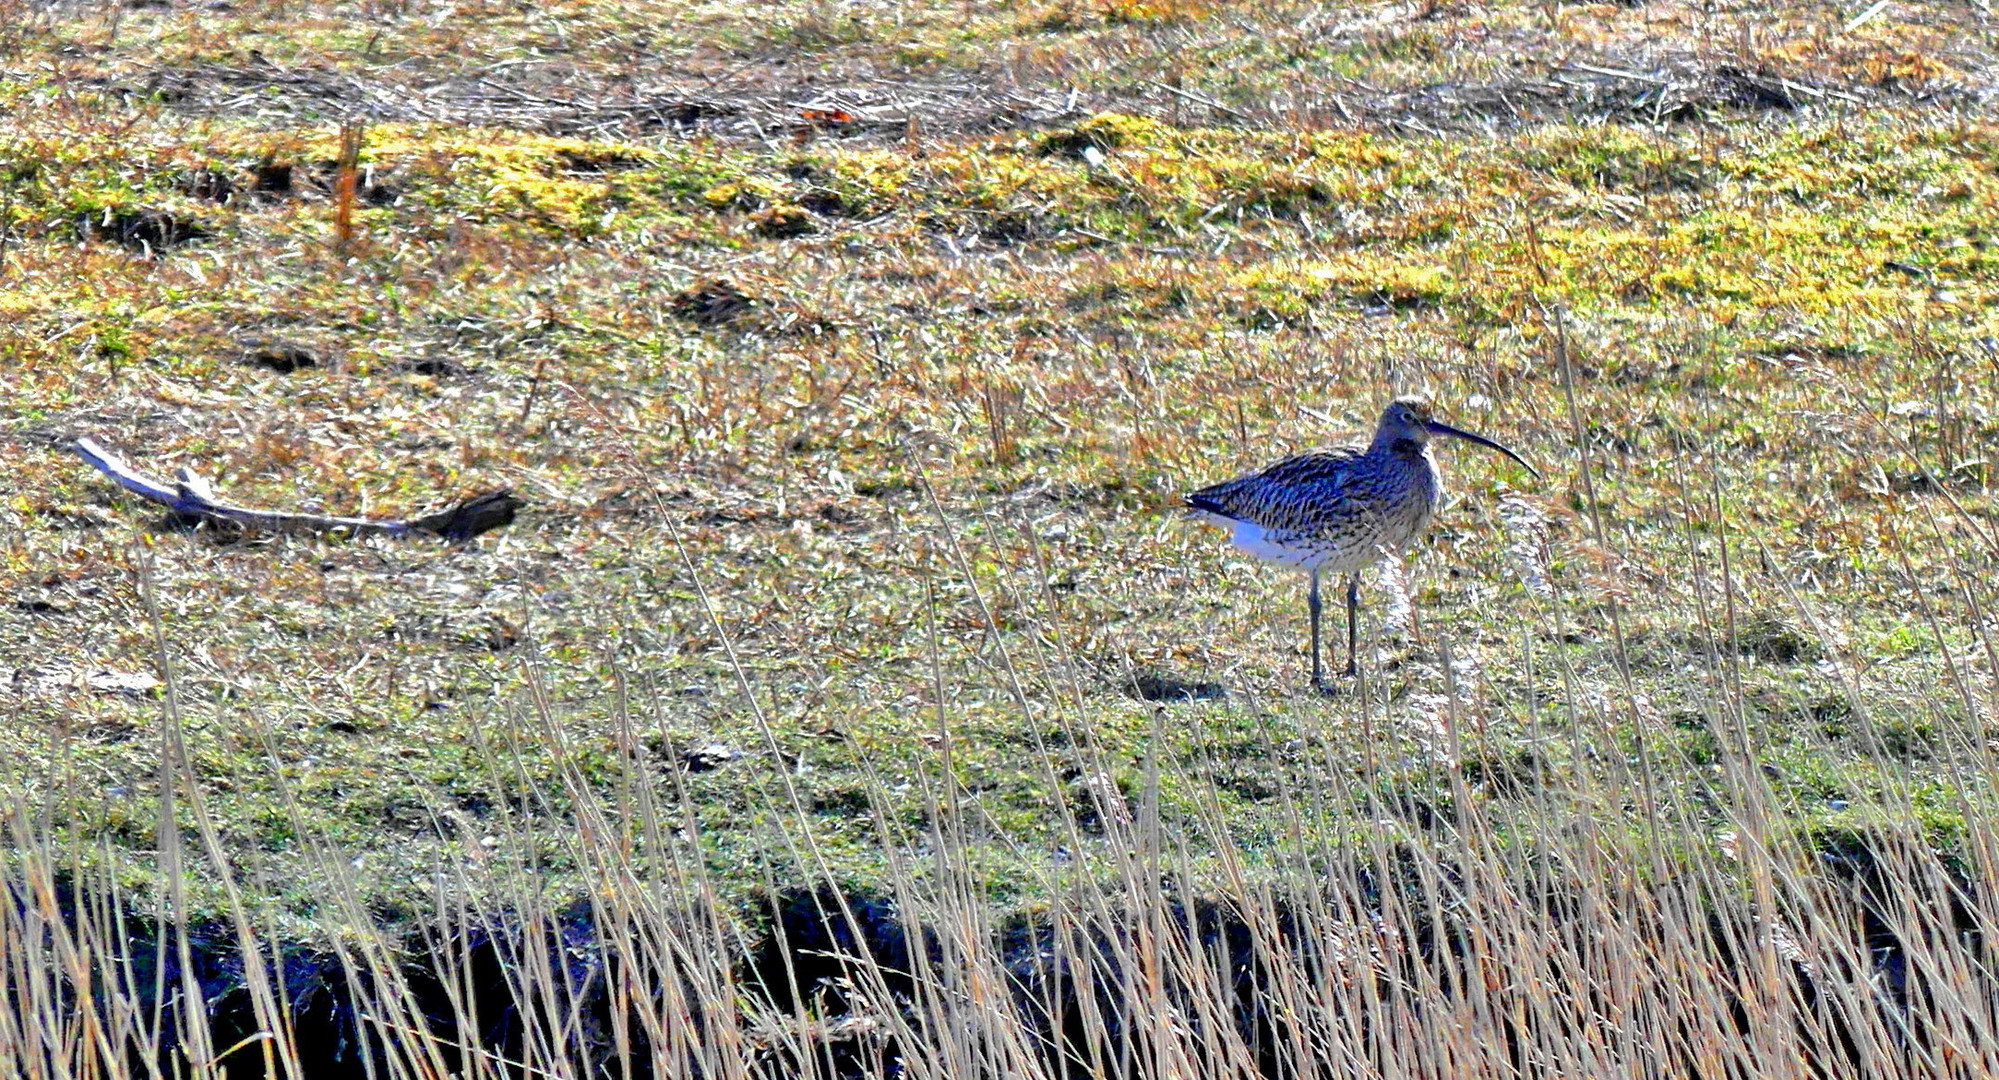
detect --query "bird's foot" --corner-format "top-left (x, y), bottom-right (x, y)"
top-left (1312, 670), bottom-right (1358, 696)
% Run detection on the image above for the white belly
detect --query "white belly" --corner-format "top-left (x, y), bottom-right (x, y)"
top-left (1210, 516), bottom-right (1387, 574)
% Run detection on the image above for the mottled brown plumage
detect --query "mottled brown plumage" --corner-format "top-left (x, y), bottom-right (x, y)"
top-left (1188, 396), bottom-right (1537, 690)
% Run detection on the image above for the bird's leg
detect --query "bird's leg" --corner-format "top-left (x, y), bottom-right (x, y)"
top-left (1307, 568), bottom-right (1325, 691)
top-left (1344, 573), bottom-right (1360, 678)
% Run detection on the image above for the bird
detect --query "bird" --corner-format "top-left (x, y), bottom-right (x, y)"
top-left (1186, 396), bottom-right (1539, 691)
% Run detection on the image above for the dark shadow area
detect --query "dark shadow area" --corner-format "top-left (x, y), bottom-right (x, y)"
top-left (9, 832), bottom-right (1980, 1079)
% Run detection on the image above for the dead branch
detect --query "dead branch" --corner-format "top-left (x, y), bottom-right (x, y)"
top-left (72, 436), bottom-right (519, 541)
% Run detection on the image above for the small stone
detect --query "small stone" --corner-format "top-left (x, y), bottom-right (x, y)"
top-left (682, 743), bottom-right (740, 772)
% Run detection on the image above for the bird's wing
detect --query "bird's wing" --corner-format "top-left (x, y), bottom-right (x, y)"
top-left (1187, 447), bottom-right (1369, 532)
top-left (1252, 447), bottom-right (1368, 488)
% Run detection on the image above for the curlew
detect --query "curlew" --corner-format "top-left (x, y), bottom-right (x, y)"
top-left (1187, 396), bottom-right (1539, 691)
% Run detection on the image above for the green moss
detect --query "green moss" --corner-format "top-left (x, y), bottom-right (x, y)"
top-left (702, 177), bottom-right (788, 211)
top-left (1038, 111), bottom-right (1178, 155)
top-left (815, 151), bottom-right (913, 216)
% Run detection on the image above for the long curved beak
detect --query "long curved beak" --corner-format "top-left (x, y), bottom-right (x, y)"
top-left (1427, 419), bottom-right (1541, 479)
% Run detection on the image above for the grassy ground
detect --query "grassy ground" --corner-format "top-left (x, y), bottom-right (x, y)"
top-left (2, 2), bottom-right (1999, 1073)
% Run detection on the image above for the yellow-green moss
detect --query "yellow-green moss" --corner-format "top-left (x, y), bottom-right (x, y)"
top-left (1038, 111), bottom-right (1177, 155)
top-left (702, 177), bottom-right (788, 211)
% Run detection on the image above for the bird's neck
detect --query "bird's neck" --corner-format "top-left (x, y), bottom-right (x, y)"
top-left (1381, 436), bottom-right (1427, 459)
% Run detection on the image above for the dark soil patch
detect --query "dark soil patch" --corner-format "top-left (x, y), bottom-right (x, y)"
top-left (77, 208), bottom-right (211, 252)
top-left (671, 278), bottom-right (758, 326)
top-left (176, 168), bottom-right (236, 203)
top-left (1732, 614), bottom-right (1820, 663)
top-left (396, 355), bottom-right (471, 377)
top-left (750, 204), bottom-right (816, 237)
top-left (1121, 667), bottom-right (1227, 703)
top-left (1652, 614), bottom-right (1821, 664)
top-left (240, 340), bottom-right (323, 373)
top-left (253, 161), bottom-right (296, 198)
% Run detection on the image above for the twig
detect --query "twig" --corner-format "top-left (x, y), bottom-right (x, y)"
top-left (1782, 77), bottom-right (1864, 103)
top-left (1144, 78), bottom-right (1253, 120)
top-left (1842, 0), bottom-right (1892, 33)
top-left (1561, 62), bottom-right (1669, 85)
top-left (72, 437), bottom-right (518, 541)
top-left (1389, 115), bottom-right (1445, 138)
top-left (474, 77), bottom-right (586, 109)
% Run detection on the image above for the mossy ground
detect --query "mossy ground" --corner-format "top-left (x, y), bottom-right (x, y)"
top-left (1, 2), bottom-right (1996, 933)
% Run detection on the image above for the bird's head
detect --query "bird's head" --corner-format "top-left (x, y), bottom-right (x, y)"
top-left (1374, 395), bottom-right (1540, 479)
top-left (1377, 396), bottom-right (1436, 444)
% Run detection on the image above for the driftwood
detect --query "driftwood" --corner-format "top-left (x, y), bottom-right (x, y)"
top-left (72, 436), bottom-right (519, 541)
